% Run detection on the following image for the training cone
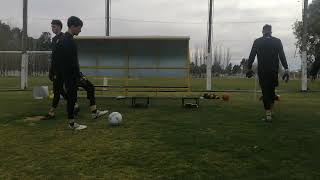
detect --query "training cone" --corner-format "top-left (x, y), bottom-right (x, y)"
top-left (222, 94), bottom-right (230, 101)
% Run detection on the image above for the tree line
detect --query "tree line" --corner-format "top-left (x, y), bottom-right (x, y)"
top-left (0, 20), bottom-right (51, 76)
top-left (293, 0), bottom-right (320, 75)
top-left (190, 46), bottom-right (250, 77)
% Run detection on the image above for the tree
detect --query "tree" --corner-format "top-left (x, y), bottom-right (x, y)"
top-left (293, 0), bottom-right (320, 64)
top-left (194, 48), bottom-right (199, 66)
top-left (190, 62), bottom-right (195, 76)
top-left (0, 21), bottom-right (52, 76)
top-left (232, 65), bottom-right (241, 75)
top-left (37, 32), bottom-right (51, 50)
top-left (7, 27), bottom-right (22, 50)
top-left (192, 47), bottom-right (204, 77)
top-left (225, 63), bottom-right (233, 75)
top-left (212, 61), bottom-right (222, 76)
top-left (0, 20), bottom-right (51, 51)
top-left (192, 45), bottom-right (232, 77)
top-left (240, 58), bottom-right (248, 75)
top-left (0, 20), bottom-right (12, 50)
top-left (200, 64), bottom-right (207, 77)
top-left (225, 48), bottom-right (231, 69)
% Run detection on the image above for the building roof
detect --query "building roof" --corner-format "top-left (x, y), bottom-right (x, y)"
top-left (75, 36), bottom-right (190, 41)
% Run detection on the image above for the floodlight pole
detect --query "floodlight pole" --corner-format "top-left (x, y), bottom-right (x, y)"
top-left (21, 0), bottom-right (28, 89)
top-left (105, 0), bottom-right (110, 36)
top-left (206, 0), bottom-right (214, 91)
top-left (22, 0), bottom-right (28, 52)
top-left (301, 0), bottom-right (308, 91)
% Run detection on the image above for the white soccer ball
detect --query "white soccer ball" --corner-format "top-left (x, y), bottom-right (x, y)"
top-left (108, 112), bottom-right (122, 125)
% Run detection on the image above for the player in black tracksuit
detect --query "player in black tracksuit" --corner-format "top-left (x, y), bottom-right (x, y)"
top-left (246, 24), bottom-right (289, 122)
top-left (54, 16), bottom-right (87, 130)
top-left (310, 42), bottom-right (320, 80)
top-left (46, 20), bottom-right (108, 122)
top-left (45, 20), bottom-right (67, 119)
top-left (48, 20), bottom-right (67, 116)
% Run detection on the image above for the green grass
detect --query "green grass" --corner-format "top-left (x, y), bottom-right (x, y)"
top-left (0, 86), bottom-right (320, 179)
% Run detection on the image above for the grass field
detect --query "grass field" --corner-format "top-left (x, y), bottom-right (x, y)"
top-left (0, 78), bottom-right (320, 179)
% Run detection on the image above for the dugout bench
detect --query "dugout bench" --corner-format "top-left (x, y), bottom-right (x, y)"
top-left (94, 85), bottom-right (200, 108)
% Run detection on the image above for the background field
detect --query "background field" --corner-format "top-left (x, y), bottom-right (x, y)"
top-left (2, 76), bottom-right (320, 92)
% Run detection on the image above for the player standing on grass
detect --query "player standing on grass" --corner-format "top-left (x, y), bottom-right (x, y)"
top-left (246, 24), bottom-right (289, 122)
top-left (54, 16), bottom-right (86, 130)
top-left (46, 20), bottom-right (68, 119)
top-left (44, 19), bottom-right (108, 122)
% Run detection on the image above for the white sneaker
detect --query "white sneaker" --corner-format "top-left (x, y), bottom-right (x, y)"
top-left (262, 115), bottom-right (272, 123)
top-left (69, 123), bottom-right (87, 130)
top-left (92, 110), bottom-right (109, 119)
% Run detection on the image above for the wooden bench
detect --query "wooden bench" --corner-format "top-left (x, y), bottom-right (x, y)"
top-left (93, 85), bottom-right (198, 109)
top-left (113, 96), bottom-right (200, 109)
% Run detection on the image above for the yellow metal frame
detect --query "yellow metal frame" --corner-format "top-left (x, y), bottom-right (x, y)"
top-left (125, 40), bottom-right (129, 96)
top-left (81, 66), bottom-right (188, 70)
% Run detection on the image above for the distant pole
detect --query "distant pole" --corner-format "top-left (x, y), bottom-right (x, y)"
top-left (206, 0), bottom-right (214, 91)
top-left (301, 0), bottom-right (308, 91)
top-left (105, 0), bottom-right (110, 36)
top-left (21, 0), bottom-right (28, 89)
top-left (22, 0), bottom-right (28, 52)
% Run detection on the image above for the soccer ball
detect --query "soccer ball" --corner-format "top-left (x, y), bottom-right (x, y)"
top-left (108, 112), bottom-right (122, 126)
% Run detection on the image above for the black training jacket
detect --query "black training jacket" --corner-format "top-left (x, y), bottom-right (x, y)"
top-left (54, 32), bottom-right (80, 79)
top-left (49, 32), bottom-right (64, 76)
top-left (248, 35), bottom-right (289, 75)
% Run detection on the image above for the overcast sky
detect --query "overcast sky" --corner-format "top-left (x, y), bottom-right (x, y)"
top-left (0, 0), bottom-right (306, 70)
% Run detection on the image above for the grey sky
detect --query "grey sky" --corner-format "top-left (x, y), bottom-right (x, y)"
top-left (0, 0), bottom-right (304, 69)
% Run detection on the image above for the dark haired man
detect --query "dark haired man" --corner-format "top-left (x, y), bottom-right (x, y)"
top-left (246, 24), bottom-right (289, 122)
top-left (47, 19), bottom-right (67, 119)
top-left (45, 18), bottom-right (108, 124)
top-left (54, 16), bottom-right (86, 130)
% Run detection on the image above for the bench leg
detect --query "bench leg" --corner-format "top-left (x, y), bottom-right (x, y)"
top-left (131, 97), bottom-right (150, 108)
top-left (182, 98), bottom-right (200, 108)
top-left (131, 97), bottom-right (135, 107)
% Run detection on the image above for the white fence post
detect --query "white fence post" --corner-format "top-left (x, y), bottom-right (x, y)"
top-left (21, 53), bottom-right (29, 89)
top-left (301, 52), bottom-right (308, 91)
top-left (103, 77), bottom-right (108, 91)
